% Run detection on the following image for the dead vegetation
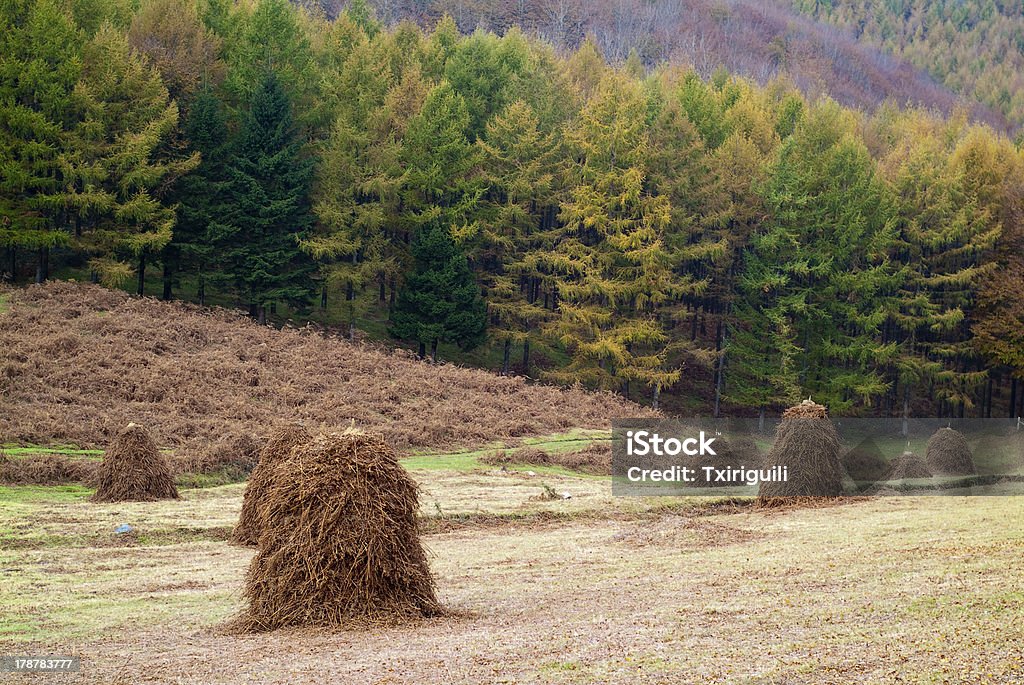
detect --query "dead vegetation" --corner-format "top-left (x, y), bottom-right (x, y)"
top-left (90, 423), bottom-right (179, 502)
top-left (0, 282), bottom-right (650, 461)
top-left (886, 451), bottom-right (932, 480)
top-left (756, 400), bottom-right (845, 506)
top-left (232, 425), bottom-right (312, 546)
top-left (239, 431), bottom-right (445, 631)
top-left (925, 427), bottom-right (977, 476)
top-left (0, 451), bottom-right (99, 485)
top-left (481, 442), bottom-right (611, 475)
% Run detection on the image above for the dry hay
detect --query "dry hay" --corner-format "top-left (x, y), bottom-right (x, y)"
top-left (232, 425), bottom-right (312, 546)
top-left (240, 431), bottom-right (444, 631)
top-left (90, 423), bottom-right (178, 502)
top-left (195, 432), bottom-right (261, 478)
top-left (925, 427), bottom-right (976, 476)
top-left (756, 401), bottom-right (845, 505)
top-left (0, 451), bottom-right (99, 485)
top-left (886, 451), bottom-right (932, 480)
top-left (0, 282), bottom-right (653, 463)
top-left (841, 438), bottom-right (889, 482)
top-left (481, 442), bottom-right (612, 475)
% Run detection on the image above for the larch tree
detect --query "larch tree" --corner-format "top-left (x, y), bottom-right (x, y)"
top-left (0, 0), bottom-right (82, 282)
top-left (63, 22), bottom-right (197, 292)
top-left (547, 70), bottom-right (681, 406)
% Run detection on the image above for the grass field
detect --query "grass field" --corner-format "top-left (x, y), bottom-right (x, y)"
top-left (2, 436), bottom-right (1023, 685)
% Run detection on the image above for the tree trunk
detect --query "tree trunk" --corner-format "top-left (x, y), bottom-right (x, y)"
top-left (321, 286), bottom-right (328, 310)
top-left (522, 339), bottom-right (530, 373)
top-left (162, 264), bottom-right (173, 300)
top-left (758, 406), bottom-right (765, 433)
top-left (258, 305), bottom-right (267, 325)
top-left (137, 253), bottom-right (146, 295)
top-left (35, 246), bottom-right (48, 283)
top-left (902, 383), bottom-right (910, 437)
top-left (418, 341), bottom-right (426, 359)
top-left (378, 276), bottom-right (386, 303)
top-left (713, 325), bottom-right (726, 418)
top-left (985, 376), bottom-right (994, 418)
top-left (430, 338), bottom-right (438, 363)
top-left (5, 247), bottom-right (14, 282)
top-left (652, 383), bottom-right (661, 410)
top-left (502, 338), bottom-right (511, 375)
top-left (1011, 378), bottom-right (1018, 418)
top-left (389, 277), bottom-right (396, 306)
top-left (270, 301), bottom-right (276, 315)
top-left (198, 274), bottom-right (206, 306)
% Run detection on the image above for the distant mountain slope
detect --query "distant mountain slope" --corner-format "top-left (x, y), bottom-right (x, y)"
top-left (326, 0), bottom-right (1007, 127)
top-left (787, 0), bottom-right (1024, 131)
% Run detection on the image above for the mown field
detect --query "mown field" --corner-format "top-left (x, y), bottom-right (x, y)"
top-left (2, 433), bottom-right (1023, 684)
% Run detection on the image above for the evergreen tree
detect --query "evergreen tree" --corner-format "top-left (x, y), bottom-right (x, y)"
top-left (168, 88), bottom-right (230, 304)
top-left (735, 100), bottom-right (898, 413)
top-left (213, 71), bottom-right (315, 322)
top-left (0, 0), bottom-right (82, 282)
top-left (389, 221), bottom-right (487, 361)
top-left (64, 23), bottom-right (197, 291)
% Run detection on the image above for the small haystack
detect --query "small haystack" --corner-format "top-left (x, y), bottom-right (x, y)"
top-left (240, 431), bottom-right (444, 630)
top-left (886, 451), bottom-right (932, 480)
top-left (90, 423), bottom-right (178, 502)
top-left (756, 400), bottom-right (845, 505)
top-left (841, 438), bottom-right (889, 483)
top-left (231, 425), bottom-right (312, 546)
top-left (925, 427), bottom-right (976, 475)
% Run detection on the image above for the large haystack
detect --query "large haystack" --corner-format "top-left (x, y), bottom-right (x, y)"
top-left (886, 451), bottom-right (932, 480)
top-left (240, 431), bottom-right (444, 630)
top-left (925, 427), bottom-right (976, 475)
top-left (231, 425), bottom-right (312, 546)
top-left (90, 423), bottom-right (178, 502)
top-left (757, 401), bottom-right (845, 504)
top-left (841, 438), bottom-right (889, 483)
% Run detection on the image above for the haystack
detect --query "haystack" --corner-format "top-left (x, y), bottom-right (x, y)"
top-left (756, 400), bottom-right (845, 504)
top-left (886, 451), bottom-right (932, 480)
top-left (240, 431), bottom-right (444, 630)
top-left (841, 438), bottom-right (889, 483)
top-left (231, 425), bottom-right (312, 546)
top-left (925, 427), bottom-right (976, 475)
top-left (90, 423), bottom-right (178, 502)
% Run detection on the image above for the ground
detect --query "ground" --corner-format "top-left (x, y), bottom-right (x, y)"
top-left (2, 433), bottom-right (1023, 684)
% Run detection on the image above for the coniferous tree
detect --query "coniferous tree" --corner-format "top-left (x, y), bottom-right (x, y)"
top-left (169, 87), bottom-right (230, 304)
top-left (389, 221), bottom-right (487, 361)
top-left (213, 71), bottom-right (315, 323)
top-left (0, 0), bottom-right (82, 282)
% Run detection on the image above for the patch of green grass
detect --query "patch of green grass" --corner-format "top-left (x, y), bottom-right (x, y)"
top-left (2, 444), bottom-right (103, 456)
top-left (0, 293), bottom-right (8, 314)
top-left (0, 485), bottom-right (93, 503)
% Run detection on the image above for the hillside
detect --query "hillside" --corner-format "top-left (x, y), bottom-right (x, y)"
top-left (350, 0), bottom-right (1008, 128)
top-left (788, 0), bottom-right (1024, 131)
top-left (0, 282), bottom-right (649, 459)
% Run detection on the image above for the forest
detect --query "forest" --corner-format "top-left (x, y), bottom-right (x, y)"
top-left (1, 0), bottom-right (1023, 419)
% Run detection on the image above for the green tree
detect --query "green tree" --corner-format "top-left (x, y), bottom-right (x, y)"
top-left (0, 0), bottom-right (82, 282)
top-left (213, 71), bottom-right (315, 322)
top-left (64, 23), bottom-right (197, 291)
top-left (389, 221), bottom-right (487, 361)
top-left (735, 100), bottom-right (897, 413)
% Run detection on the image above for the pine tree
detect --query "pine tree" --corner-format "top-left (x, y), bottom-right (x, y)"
top-left (213, 71), bottom-right (315, 322)
top-left (63, 22), bottom-right (197, 291)
top-left (0, 0), bottom-right (82, 282)
top-left (476, 100), bottom-right (562, 374)
top-left (168, 87), bottom-right (230, 304)
top-left (735, 100), bottom-right (897, 413)
top-left (546, 71), bottom-right (682, 404)
top-left (388, 221), bottom-right (487, 361)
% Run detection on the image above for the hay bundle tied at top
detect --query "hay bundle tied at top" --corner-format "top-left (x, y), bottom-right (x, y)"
top-left (231, 424), bottom-right (312, 546)
top-left (886, 451), bottom-right (932, 480)
top-left (925, 427), bottom-right (976, 475)
top-left (757, 400), bottom-right (845, 504)
top-left (841, 439), bottom-right (889, 483)
top-left (90, 423), bottom-right (178, 502)
top-left (241, 431), bottom-right (444, 630)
